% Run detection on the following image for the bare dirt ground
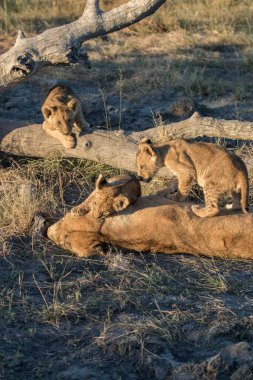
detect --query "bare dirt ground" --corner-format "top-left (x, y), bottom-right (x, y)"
top-left (2, 3), bottom-right (253, 378)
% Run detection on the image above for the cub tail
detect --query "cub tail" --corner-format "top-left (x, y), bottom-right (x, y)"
top-left (240, 174), bottom-right (249, 214)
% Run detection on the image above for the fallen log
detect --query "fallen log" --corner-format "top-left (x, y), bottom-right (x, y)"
top-left (47, 195), bottom-right (253, 259)
top-left (1, 112), bottom-right (253, 179)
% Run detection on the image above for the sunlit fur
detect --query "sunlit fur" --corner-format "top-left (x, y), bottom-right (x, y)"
top-left (41, 84), bottom-right (90, 149)
top-left (71, 174), bottom-right (141, 218)
top-left (48, 195), bottom-right (253, 259)
top-left (136, 138), bottom-right (249, 217)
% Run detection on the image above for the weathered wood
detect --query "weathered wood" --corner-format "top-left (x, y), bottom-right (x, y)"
top-left (131, 112), bottom-right (253, 141)
top-left (0, 0), bottom-right (165, 88)
top-left (1, 113), bottom-right (253, 178)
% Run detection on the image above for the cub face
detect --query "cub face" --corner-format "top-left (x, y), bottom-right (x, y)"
top-left (43, 99), bottom-right (77, 135)
top-left (136, 138), bottom-right (160, 181)
top-left (90, 174), bottom-right (132, 218)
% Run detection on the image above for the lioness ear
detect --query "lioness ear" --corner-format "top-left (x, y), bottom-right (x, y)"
top-left (96, 174), bottom-right (107, 190)
top-left (67, 99), bottom-right (77, 111)
top-left (113, 195), bottom-right (130, 212)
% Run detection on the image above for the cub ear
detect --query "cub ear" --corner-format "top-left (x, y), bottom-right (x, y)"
top-left (140, 137), bottom-right (152, 145)
top-left (113, 194), bottom-right (130, 212)
top-left (96, 174), bottom-right (107, 190)
top-left (42, 107), bottom-right (52, 119)
top-left (139, 137), bottom-right (156, 157)
top-left (67, 99), bottom-right (77, 111)
top-left (141, 143), bottom-right (156, 157)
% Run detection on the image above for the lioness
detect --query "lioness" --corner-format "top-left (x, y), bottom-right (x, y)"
top-left (47, 195), bottom-right (253, 259)
top-left (71, 174), bottom-right (141, 218)
top-left (136, 138), bottom-right (249, 218)
top-left (41, 85), bottom-right (90, 149)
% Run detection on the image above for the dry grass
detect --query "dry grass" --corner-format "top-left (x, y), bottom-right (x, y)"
top-left (0, 157), bottom-right (119, 242)
top-left (1, 0), bottom-right (253, 37)
top-left (2, 238), bottom-right (253, 377)
top-left (88, 31), bottom-right (253, 100)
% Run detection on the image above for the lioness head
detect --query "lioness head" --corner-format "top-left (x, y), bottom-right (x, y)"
top-left (90, 174), bottom-right (138, 218)
top-left (136, 138), bottom-right (162, 181)
top-left (43, 98), bottom-right (77, 135)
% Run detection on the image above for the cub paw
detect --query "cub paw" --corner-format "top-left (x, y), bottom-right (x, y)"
top-left (191, 205), bottom-right (219, 218)
top-left (63, 136), bottom-right (75, 149)
top-left (191, 204), bottom-right (203, 217)
top-left (73, 125), bottom-right (82, 136)
top-left (73, 121), bottom-right (90, 136)
top-left (42, 120), bottom-right (50, 130)
top-left (83, 120), bottom-right (90, 129)
top-left (166, 192), bottom-right (177, 201)
top-left (167, 192), bottom-right (186, 202)
top-left (225, 203), bottom-right (241, 211)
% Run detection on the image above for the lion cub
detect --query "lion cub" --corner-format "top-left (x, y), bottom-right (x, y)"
top-left (71, 174), bottom-right (141, 218)
top-left (41, 85), bottom-right (90, 149)
top-left (136, 138), bottom-right (249, 217)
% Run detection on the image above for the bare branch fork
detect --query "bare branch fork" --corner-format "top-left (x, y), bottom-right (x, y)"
top-left (0, 0), bottom-right (166, 88)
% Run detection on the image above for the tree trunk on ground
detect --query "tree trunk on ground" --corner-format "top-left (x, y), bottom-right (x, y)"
top-left (1, 112), bottom-right (253, 179)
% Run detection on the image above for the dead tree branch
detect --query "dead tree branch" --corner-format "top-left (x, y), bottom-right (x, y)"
top-left (0, 0), bottom-right (165, 88)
